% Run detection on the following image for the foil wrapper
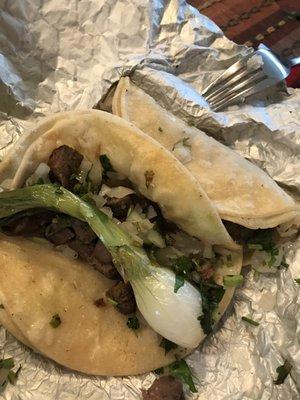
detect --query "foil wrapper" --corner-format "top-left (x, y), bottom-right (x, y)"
top-left (0, 0), bottom-right (299, 399)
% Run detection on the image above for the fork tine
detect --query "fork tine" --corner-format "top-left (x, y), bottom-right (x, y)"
top-left (201, 53), bottom-right (253, 96)
top-left (205, 66), bottom-right (262, 102)
top-left (208, 69), bottom-right (267, 107)
top-left (211, 77), bottom-right (277, 111)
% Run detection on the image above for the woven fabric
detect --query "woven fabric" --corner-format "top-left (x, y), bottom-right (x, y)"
top-left (189, 0), bottom-right (300, 58)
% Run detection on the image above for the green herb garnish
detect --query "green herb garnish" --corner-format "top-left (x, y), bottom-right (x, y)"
top-left (49, 313), bottom-right (61, 328)
top-left (127, 316), bottom-right (140, 330)
top-left (160, 338), bottom-right (178, 354)
top-left (274, 360), bottom-right (292, 385)
top-left (169, 359), bottom-right (197, 393)
top-left (154, 367), bottom-right (164, 375)
top-left (197, 282), bottom-right (225, 334)
top-left (0, 358), bottom-right (21, 387)
top-left (106, 297), bottom-right (118, 307)
top-left (223, 275), bottom-right (244, 287)
top-left (247, 229), bottom-right (275, 251)
top-left (100, 154), bottom-right (114, 177)
top-left (172, 137), bottom-right (191, 151)
top-left (242, 316), bottom-right (260, 326)
top-left (144, 170), bottom-right (155, 189)
top-left (174, 274), bottom-right (185, 293)
top-left (268, 247), bottom-right (279, 267)
top-left (247, 243), bottom-right (263, 250)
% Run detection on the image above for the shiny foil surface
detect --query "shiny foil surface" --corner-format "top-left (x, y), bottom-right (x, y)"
top-left (0, 1), bottom-right (299, 399)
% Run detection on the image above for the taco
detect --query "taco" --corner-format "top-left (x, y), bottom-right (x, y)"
top-left (112, 77), bottom-right (299, 229)
top-left (0, 110), bottom-right (242, 376)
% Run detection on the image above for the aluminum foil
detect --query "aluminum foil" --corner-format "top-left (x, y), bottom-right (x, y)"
top-left (0, 0), bottom-right (299, 399)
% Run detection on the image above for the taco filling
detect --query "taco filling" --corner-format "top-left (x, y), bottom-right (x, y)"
top-left (0, 144), bottom-right (232, 332)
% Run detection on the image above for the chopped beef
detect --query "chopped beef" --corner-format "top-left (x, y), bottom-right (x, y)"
top-left (2, 211), bottom-right (54, 237)
top-left (92, 241), bottom-right (113, 264)
top-left (223, 221), bottom-right (255, 244)
top-left (68, 239), bottom-right (95, 262)
top-left (47, 227), bottom-right (75, 245)
top-left (142, 376), bottom-right (184, 400)
top-left (106, 281), bottom-right (136, 315)
top-left (47, 145), bottom-right (83, 189)
top-left (105, 194), bottom-right (137, 220)
top-left (90, 258), bottom-right (120, 280)
top-left (71, 219), bottom-right (97, 243)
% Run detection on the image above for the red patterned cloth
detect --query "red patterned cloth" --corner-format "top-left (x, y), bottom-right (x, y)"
top-left (188, 0), bottom-right (300, 87)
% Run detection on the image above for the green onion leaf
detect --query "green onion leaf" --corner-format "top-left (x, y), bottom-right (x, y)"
top-left (223, 275), bottom-right (244, 287)
top-left (160, 338), bottom-right (178, 354)
top-left (274, 360), bottom-right (292, 385)
top-left (169, 359), bottom-right (197, 393)
top-left (242, 316), bottom-right (260, 326)
top-left (49, 313), bottom-right (61, 328)
top-left (126, 316), bottom-right (140, 330)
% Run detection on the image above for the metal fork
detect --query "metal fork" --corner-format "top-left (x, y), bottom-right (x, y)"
top-left (201, 44), bottom-right (290, 111)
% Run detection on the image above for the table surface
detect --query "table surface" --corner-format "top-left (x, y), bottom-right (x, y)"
top-left (188, 0), bottom-right (300, 58)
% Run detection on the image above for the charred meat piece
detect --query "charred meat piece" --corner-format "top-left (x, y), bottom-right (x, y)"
top-left (142, 376), bottom-right (184, 400)
top-left (47, 227), bottom-right (75, 245)
top-left (47, 145), bottom-right (83, 189)
top-left (90, 258), bottom-right (120, 280)
top-left (106, 281), bottom-right (136, 315)
top-left (105, 194), bottom-right (137, 220)
top-left (223, 221), bottom-right (255, 244)
top-left (71, 219), bottom-right (97, 243)
top-left (2, 211), bottom-right (54, 237)
top-left (89, 241), bottom-right (119, 279)
top-left (92, 240), bottom-right (113, 264)
top-left (68, 239), bottom-right (95, 262)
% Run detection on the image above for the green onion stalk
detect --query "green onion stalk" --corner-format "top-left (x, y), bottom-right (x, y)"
top-left (0, 185), bottom-right (203, 348)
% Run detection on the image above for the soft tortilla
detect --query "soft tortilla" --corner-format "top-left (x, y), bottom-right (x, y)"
top-left (113, 77), bottom-right (299, 229)
top-left (0, 110), bottom-right (242, 376)
top-left (0, 110), bottom-right (237, 250)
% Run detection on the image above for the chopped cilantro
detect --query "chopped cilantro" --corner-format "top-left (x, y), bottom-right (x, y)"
top-left (274, 360), bottom-right (292, 385)
top-left (169, 359), bottom-right (197, 393)
top-left (154, 367), bottom-right (164, 375)
top-left (172, 137), bottom-right (191, 151)
top-left (197, 282), bottom-right (225, 334)
top-left (247, 243), bottom-right (263, 250)
top-left (295, 278), bottom-right (300, 284)
top-left (242, 316), bottom-right (260, 326)
top-left (223, 274), bottom-right (244, 287)
top-left (268, 247), bottom-right (279, 267)
top-left (247, 229), bottom-right (275, 252)
top-left (106, 297), bottom-right (118, 307)
top-left (49, 313), bottom-right (61, 328)
top-left (144, 170), bottom-right (155, 189)
top-left (174, 274), bottom-right (185, 293)
top-left (0, 358), bottom-right (14, 370)
top-left (0, 358), bottom-right (21, 387)
top-left (100, 154), bottom-right (114, 178)
top-left (127, 316), bottom-right (140, 330)
top-left (160, 338), bottom-right (178, 354)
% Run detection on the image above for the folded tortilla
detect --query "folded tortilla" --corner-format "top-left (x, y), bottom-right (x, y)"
top-left (112, 77), bottom-right (299, 229)
top-left (0, 110), bottom-right (242, 376)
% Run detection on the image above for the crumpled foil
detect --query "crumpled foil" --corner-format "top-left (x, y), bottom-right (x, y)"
top-left (0, 0), bottom-right (299, 399)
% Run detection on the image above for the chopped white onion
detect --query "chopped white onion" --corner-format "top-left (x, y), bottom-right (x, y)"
top-left (77, 159), bottom-right (92, 184)
top-left (146, 229), bottom-right (166, 248)
top-left (171, 231), bottom-right (204, 255)
top-left (100, 184), bottom-right (135, 199)
top-left (146, 205), bottom-right (157, 220)
top-left (276, 220), bottom-right (299, 238)
top-left (25, 163), bottom-right (50, 186)
top-left (249, 247), bottom-right (283, 273)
